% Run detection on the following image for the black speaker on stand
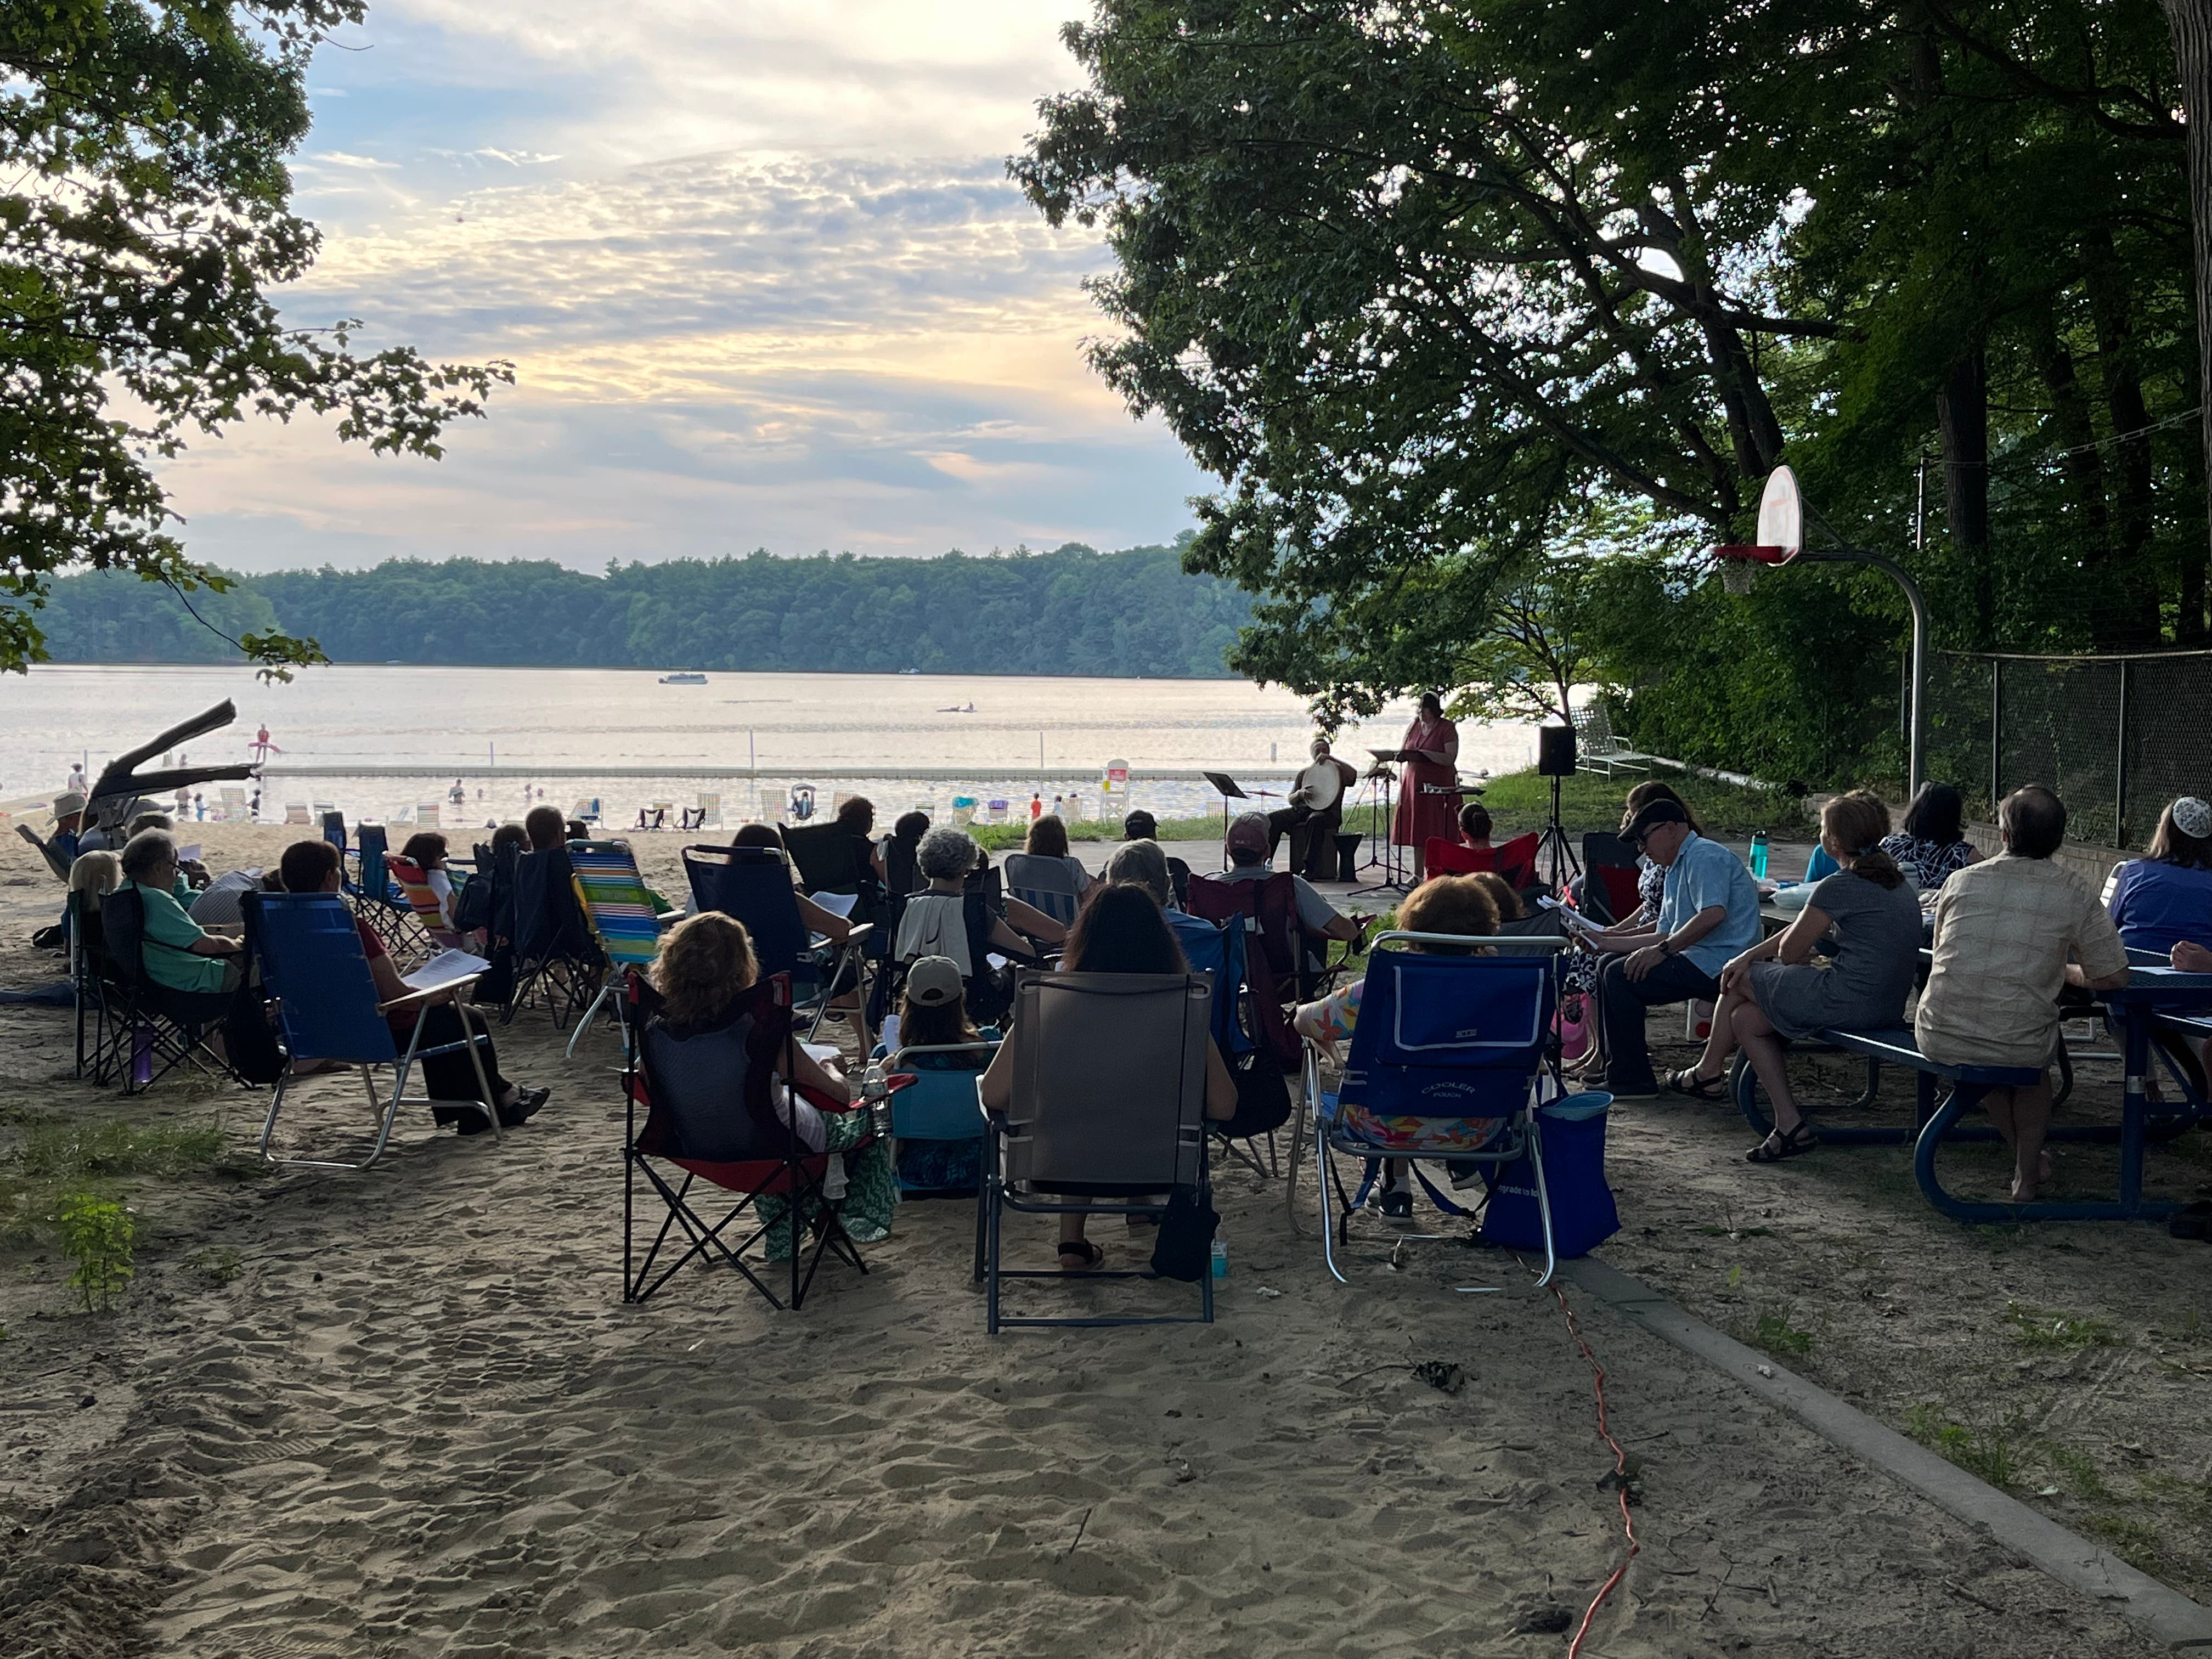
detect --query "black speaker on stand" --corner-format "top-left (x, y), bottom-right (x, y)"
top-left (1536, 721), bottom-right (1580, 894)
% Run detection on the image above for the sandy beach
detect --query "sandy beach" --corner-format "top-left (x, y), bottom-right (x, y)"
top-left (3, 821), bottom-right (2207, 1657)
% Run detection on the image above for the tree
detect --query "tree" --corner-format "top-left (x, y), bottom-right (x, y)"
top-left (0, 1), bottom-right (510, 675)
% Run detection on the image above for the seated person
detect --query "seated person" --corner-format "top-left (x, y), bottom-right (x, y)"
top-left (1880, 780), bottom-right (1982, 892)
top-left (489, 821), bottom-right (529, 861)
top-left (1123, 810), bottom-right (1190, 905)
top-left (1578, 798), bottom-right (1762, 1101)
top-left (564, 817), bottom-right (590, 842)
top-left (1221, 812), bottom-right (1365, 947)
top-left (1267, 736), bottom-right (1359, 878)
top-left (834, 795), bottom-right (890, 885)
top-left (400, 831), bottom-right (457, 927)
top-left (68, 849), bottom-right (122, 912)
top-left (1021, 814), bottom-right (1093, 896)
top-left (279, 840), bottom-right (546, 1132)
top-left (1916, 786), bottom-right (2130, 1203)
top-left (119, 828), bottom-right (242, 1022)
top-left (647, 910), bottom-right (891, 1250)
top-left (1459, 800), bottom-right (1493, 854)
top-left (2104, 796), bottom-right (2212, 956)
top-left (1105, 839), bottom-right (1219, 960)
top-left (877, 954), bottom-right (998, 1192)
top-left (48, 790), bottom-right (85, 864)
top-left (731, 823), bottom-right (858, 945)
top-left (979, 884), bottom-right (1235, 1271)
top-left (883, 810), bottom-right (930, 896)
top-left (894, 828), bottom-right (1065, 974)
top-left (129, 811), bottom-right (210, 887)
top-left (1295, 874), bottom-right (1502, 1219)
top-left (524, 804), bottom-right (568, 853)
top-left (1669, 793), bottom-right (1923, 1162)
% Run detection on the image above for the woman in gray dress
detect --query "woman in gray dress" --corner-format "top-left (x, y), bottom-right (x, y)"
top-left (1665, 792), bottom-right (1924, 1162)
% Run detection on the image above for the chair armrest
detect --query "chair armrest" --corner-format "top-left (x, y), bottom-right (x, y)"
top-left (376, 973), bottom-right (486, 1014)
top-left (843, 922), bottom-right (874, 949)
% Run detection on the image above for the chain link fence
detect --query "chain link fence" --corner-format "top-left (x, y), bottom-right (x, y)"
top-left (1930, 649), bottom-right (2212, 848)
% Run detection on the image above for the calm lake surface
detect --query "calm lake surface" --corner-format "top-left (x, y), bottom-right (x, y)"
top-left (3, 664), bottom-right (1539, 825)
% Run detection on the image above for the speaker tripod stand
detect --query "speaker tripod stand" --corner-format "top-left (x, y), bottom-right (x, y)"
top-left (1536, 771), bottom-right (1581, 896)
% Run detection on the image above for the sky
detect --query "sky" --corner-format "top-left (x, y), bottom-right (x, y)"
top-left (165, 2), bottom-right (1212, 574)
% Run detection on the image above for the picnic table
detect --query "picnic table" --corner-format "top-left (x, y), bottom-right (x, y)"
top-left (1728, 951), bottom-right (2212, 1223)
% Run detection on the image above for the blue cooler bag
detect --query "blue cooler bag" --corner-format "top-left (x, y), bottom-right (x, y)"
top-left (1481, 1091), bottom-right (1620, 1258)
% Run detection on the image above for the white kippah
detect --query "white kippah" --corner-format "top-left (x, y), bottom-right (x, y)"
top-left (2174, 797), bottom-right (2212, 839)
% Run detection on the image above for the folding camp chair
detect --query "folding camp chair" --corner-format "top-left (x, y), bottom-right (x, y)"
top-left (681, 843), bottom-right (871, 1046)
top-left (622, 968), bottom-right (872, 1311)
top-left (69, 891), bottom-right (131, 1084)
top-left (1577, 833), bottom-right (1642, 926)
top-left (387, 855), bottom-right (464, 953)
top-left (98, 887), bottom-right (246, 1097)
top-left (347, 824), bottom-right (424, 956)
top-left (246, 891), bottom-right (497, 1170)
top-left (505, 845), bottom-right (605, 1029)
top-left (1002, 853), bottom-right (1085, 927)
top-left (566, 839), bottom-right (673, 1056)
top-left (321, 811), bottom-right (349, 855)
top-left (1295, 932), bottom-right (1566, 1286)
top-left (889, 1040), bottom-right (998, 1196)
top-left (1183, 872), bottom-right (1311, 1063)
top-left (974, 969), bottom-right (1215, 1333)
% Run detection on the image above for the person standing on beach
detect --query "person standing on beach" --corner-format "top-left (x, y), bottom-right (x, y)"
top-left (1390, 693), bottom-right (1459, 881)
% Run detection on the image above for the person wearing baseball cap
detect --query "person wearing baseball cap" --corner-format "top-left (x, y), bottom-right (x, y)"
top-left (1576, 795), bottom-right (1761, 1100)
top-left (1221, 811), bottom-right (1365, 948)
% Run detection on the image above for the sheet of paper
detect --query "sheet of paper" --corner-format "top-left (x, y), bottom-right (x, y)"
top-left (808, 890), bottom-right (860, 919)
top-left (401, 949), bottom-right (491, 993)
top-left (176, 844), bottom-right (202, 864)
top-left (800, 1042), bottom-right (843, 1065)
top-left (877, 1013), bottom-right (901, 1054)
top-left (987, 952), bottom-right (1008, 970)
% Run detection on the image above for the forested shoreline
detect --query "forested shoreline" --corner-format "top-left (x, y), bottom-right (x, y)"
top-left (22, 538), bottom-right (1253, 679)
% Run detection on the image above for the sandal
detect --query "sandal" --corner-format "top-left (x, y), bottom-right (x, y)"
top-left (1746, 1121), bottom-right (1818, 1163)
top-left (1058, 1239), bottom-right (1106, 1272)
top-left (1667, 1067), bottom-right (1728, 1102)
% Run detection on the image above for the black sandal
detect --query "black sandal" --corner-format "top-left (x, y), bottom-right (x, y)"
top-left (1667, 1067), bottom-right (1728, 1102)
top-left (1058, 1239), bottom-right (1106, 1272)
top-left (1746, 1121), bottom-right (1818, 1163)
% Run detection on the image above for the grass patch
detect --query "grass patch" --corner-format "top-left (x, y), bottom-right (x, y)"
top-left (2046, 1443), bottom-right (2110, 1500)
top-left (189, 1244), bottom-right (245, 1286)
top-left (2006, 1302), bottom-right (2122, 1350)
top-left (2084, 1513), bottom-right (2163, 1572)
top-left (1475, 767), bottom-right (1804, 839)
top-left (19, 1119), bottom-right (230, 1182)
top-left (1905, 1404), bottom-right (2023, 1491)
top-left (1751, 1311), bottom-right (1814, 1357)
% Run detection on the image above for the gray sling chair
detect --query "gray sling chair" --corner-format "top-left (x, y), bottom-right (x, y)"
top-left (973, 969), bottom-right (1215, 1333)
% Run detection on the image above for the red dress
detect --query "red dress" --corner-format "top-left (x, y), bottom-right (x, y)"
top-left (1391, 716), bottom-right (1460, 847)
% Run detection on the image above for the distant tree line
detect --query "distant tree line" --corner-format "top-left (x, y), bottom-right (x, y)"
top-left (21, 538), bottom-right (1255, 679)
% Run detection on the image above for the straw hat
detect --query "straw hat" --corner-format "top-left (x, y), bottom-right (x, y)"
top-left (51, 791), bottom-right (85, 820)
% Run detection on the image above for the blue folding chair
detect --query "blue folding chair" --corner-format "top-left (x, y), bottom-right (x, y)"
top-left (888, 1040), bottom-right (998, 1196)
top-left (1003, 853), bottom-right (1085, 927)
top-left (346, 822), bottom-right (424, 958)
top-left (246, 891), bottom-right (498, 1171)
top-left (682, 844), bottom-right (870, 1043)
top-left (1300, 932), bottom-right (1567, 1286)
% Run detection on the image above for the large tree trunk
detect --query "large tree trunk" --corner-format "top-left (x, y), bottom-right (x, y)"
top-left (2083, 228), bottom-right (2163, 644)
top-left (2161, 0), bottom-right (2212, 628)
top-left (1935, 346), bottom-right (1993, 644)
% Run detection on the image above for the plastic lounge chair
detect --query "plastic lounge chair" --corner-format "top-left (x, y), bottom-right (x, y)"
top-left (505, 845), bottom-right (605, 1029)
top-left (1295, 932), bottom-right (1567, 1286)
top-left (621, 968), bottom-right (872, 1311)
top-left (387, 855), bottom-right (464, 953)
top-left (245, 891), bottom-right (497, 1170)
top-left (98, 887), bottom-right (247, 1098)
top-left (974, 969), bottom-right (1215, 1333)
top-left (565, 839), bottom-right (674, 1057)
top-left (889, 1040), bottom-right (999, 1197)
top-left (681, 843), bottom-right (870, 1045)
top-left (1002, 852), bottom-right (1085, 927)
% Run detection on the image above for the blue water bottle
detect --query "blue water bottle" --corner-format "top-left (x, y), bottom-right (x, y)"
top-left (1209, 1238), bottom-right (1229, 1279)
top-left (1749, 831), bottom-right (1770, 881)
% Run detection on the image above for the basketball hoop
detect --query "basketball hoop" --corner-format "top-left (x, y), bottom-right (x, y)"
top-left (1711, 464), bottom-right (1805, 596)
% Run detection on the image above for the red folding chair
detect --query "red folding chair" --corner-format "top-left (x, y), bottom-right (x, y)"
top-left (621, 968), bottom-right (876, 1311)
top-left (1423, 837), bottom-right (1493, 876)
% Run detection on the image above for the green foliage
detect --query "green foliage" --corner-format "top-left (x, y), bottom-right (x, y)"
top-left (2006, 1302), bottom-right (2122, 1350)
top-left (1751, 1311), bottom-right (1815, 1357)
top-left (190, 1245), bottom-right (244, 1286)
top-left (0, 1), bottom-right (509, 676)
top-left (33, 540), bottom-right (1254, 677)
top-left (57, 1192), bottom-right (134, 1313)
top-left (1475, 767), bottom-right (1802, 839)
top-left (20, 1119), bottom-right (229, 1182)
top-left (1905, 1403), bottom-right (2022, 1492)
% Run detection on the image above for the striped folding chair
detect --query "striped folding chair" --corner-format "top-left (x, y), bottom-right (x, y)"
top-left (387, 855), bottom-right (463, 953)
top-left (567, 840), bottom-right (673, 1056)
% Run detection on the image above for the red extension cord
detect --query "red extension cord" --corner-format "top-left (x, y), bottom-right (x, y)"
top-left (1549, 1279), bottom-right (1639, 1656)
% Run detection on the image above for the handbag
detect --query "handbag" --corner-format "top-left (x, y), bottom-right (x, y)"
top-left (1149, 1183), bottom-right (1219, 1282)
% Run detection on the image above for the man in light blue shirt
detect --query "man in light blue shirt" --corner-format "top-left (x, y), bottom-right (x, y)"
top-left (1582, 798), bottom-right (1762, 1098)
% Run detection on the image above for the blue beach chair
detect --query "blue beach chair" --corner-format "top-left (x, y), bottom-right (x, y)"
top-left (246, 891), bottom-right (498, 1171)
top-left (1301, 931), bottom-right (1568, 1285)
top-left (888, 1039), bottom-right (999, 1197)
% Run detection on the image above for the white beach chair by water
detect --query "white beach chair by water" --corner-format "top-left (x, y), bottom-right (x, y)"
top-left (219, 786), bottom-right (248, 822)
top-left (283, 803), bottom-right (311, 825)
top-left (695, 792), bottom-right (722, 830)
top-left (416, 802), bottom-right (442, 828)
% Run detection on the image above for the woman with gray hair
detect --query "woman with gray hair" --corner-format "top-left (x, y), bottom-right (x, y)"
top-left (120, 828), bottom-right (242, 1016)
top-left (894, 827), bottom-right (1064, 974)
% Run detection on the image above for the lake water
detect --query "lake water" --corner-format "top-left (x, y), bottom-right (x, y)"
top-left (2, 664), bottom-right (1539, 826)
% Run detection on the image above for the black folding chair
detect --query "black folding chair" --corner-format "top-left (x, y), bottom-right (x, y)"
top-left (99, 887), bottom-right (245, 1096)
top-left (504, 845), bottom-right (605, 1028)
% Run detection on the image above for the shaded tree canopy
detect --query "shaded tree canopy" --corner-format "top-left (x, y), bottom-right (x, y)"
top-left (0, 0), bottom-right (510, 675)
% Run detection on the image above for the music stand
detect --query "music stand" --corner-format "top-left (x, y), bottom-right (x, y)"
top-left (1351, 750), bottom-right (1412, 896)
top-left (1202, 771), bottom-right (1246, 871)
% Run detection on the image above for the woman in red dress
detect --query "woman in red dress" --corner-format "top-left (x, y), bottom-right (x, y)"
top-left (1391, 692), bottom-right (1461, 880)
